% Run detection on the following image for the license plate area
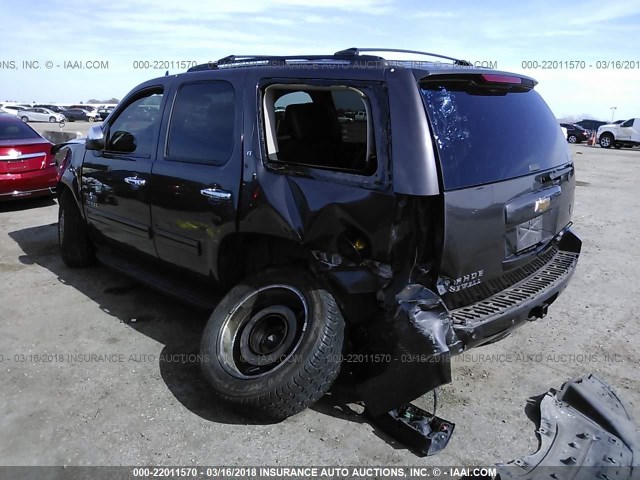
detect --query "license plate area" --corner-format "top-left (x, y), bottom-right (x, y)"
top-left (516, 215), bottom-right (544, 252)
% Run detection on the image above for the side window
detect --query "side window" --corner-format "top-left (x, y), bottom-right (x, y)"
top-left (166, 81), bottom-right (235, 165)
top-left (106, 90), bottom-right (163, 156)
top-left (621, 119), bottom-right (634, 127)
top-left (262, 85), bottom-right (376, 175)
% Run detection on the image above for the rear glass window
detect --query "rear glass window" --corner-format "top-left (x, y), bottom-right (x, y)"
top-left (421, 81), bottom-right (568, 190)
top-left (0, 120), bottom-right (40, 141)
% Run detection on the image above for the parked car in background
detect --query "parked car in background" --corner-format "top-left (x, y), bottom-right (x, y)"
top-left (559, 123), bottom-right (590, 143)
top-left (19, 108), bottom-right (66, 123)
top-left (576, 119), bottom-right (607, 132)
top-left (0, 113), bottom-right (56, 200)
top-left (68, 105), bottom-right (97, 112)
top-left (66, 106), bottom-right (100, 121)
top-left (0, 106), bottom-right (25, 116)
top-left (33, 104), bottom-right (68, 114)
top-left (62, 108), bottom-right (90, 122)
top-left (97, 107), bottom-right (114, 120)
top-left (597, 118), bottom-right (640, 149)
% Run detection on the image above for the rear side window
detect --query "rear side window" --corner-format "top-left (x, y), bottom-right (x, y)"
top-left (421, 79), bottom-right (568, 190)
top-left (0, 121), bottom-right (40, 140)
top-left (166, 81), bottom-right (235, 165)
top-left (263, 85), bottom-right (376, 175)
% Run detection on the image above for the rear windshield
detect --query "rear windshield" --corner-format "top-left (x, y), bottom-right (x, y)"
top-left (0, 120), bottom-right (40, 141)
top-left (421, 80), bottom-right (568, 190)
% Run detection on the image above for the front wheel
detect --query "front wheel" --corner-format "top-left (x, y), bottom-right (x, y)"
top-left (599, 133), bottom-right (613, 148)
top-left (200, 267), bottom-right (345, 420)
top-left (88, 116), bottom-right (95, 122)
top-left (20, 116), bottom-right (28, 122)
top-left (49, 116), bottom-right (56, 123)
top-left (58, 190), bottom-right (95, 267)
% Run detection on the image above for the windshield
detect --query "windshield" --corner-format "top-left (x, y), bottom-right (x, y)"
top-left (421, 79), bottom-right (569, 190)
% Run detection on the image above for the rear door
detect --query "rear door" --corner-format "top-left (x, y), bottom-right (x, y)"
top-left (81, 86), bottom-right (166, 257)
top-left (150, 79), bottom-right (241, 279)
top-left (420, 73), bottom-right (575, 305)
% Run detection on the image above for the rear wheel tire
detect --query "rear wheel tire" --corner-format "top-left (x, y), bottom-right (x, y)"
top-left (599, 133), bottom-right (613, 148)
top-left (568, 135), bottom-right (577, 143)
top-left (200, 267), bottom-right (345, 421)
top-left (58, 190), bottom-right (95, 268)
top-left (49, 116), bottom-right (56, 123)
top-left (21, 116), bottom-right (28, 122)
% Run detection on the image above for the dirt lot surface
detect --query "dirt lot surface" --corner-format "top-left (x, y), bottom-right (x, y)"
top-left (0, 145), bottom-right (638, 466)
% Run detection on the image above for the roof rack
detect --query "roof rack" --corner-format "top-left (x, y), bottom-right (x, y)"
top-left (334, 48), bottom-right (473, 66)
top-left (187, 47), bottom-right (472, 72)
top-left (188, 52), bottom-right (373, 72)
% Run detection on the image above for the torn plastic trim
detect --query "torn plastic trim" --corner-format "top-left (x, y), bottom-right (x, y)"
top-left (490, 374), bottom-right (638, 479)
top-left (355, 284), bottom-right (462, 416)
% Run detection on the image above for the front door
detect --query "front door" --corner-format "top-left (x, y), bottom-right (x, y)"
top-left (81, 87), bottom-right (166, 257)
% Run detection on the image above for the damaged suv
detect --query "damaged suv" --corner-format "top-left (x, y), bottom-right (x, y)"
top-left (56, 48), bottom-right (581, 423)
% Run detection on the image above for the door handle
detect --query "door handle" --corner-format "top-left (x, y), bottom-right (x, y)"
top-left (124, 176), bottom-right (146, 187)
top-left (200, 187), bottom-right (232, 201)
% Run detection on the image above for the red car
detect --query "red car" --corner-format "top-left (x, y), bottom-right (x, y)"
top-left (0, 113), bottom-right (57, 200)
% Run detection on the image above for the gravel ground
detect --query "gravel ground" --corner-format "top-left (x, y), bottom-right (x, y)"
top-left (0, 144), bottom-right (638, 466)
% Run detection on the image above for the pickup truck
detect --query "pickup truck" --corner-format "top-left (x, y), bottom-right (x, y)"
top-left (597, 118), bottom-right (640, 148)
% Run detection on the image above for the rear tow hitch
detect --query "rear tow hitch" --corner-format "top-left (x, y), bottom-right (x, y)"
top-left (530, 303), bottom-right (549, 320)
top-left (366, 402), bottom-right (455, 457)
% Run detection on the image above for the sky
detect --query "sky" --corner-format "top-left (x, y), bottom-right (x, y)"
top-left (1, 0), bottom-right (639, 121)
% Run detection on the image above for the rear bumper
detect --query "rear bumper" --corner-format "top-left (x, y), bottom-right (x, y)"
top-left (450, 228), bottom-right (581, 349)
top-left (0, 167), bottom-right (57, 200)
top-left (353, 229), bottom-right (581, 415)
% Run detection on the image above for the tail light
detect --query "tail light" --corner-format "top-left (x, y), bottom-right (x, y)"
top-left (56, 148), bottom-right (71, 181)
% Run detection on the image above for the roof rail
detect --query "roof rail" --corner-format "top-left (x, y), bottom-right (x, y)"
top-left (334, 47), bottom-right (473, 66)
top-left (186, 48), bottom-right (473, 72)
top-left (188, 52), bottom-right (369, 72)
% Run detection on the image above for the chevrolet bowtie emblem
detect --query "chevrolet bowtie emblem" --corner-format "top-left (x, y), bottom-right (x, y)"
top-left (534, 196), bottom-right (551, 213)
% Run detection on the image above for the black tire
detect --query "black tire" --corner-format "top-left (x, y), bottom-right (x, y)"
top-left (614, 143), bottom-right (622, 149)
top-left (599, 133), bottom-right (613, 148)
top-left (568, 135), bottom-right (577, 143)
top-left (58, 190), bottom-right (95, 267)
top-left (49, 116), bottom-right (56, 123)
top-left (20, 116), bottom-right (28, 122)
top-left (200, 267), bottom-right (344, 420)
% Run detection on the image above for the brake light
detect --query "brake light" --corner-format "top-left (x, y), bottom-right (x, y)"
top-left (481, 74), bottom-right (522, 84)
top-left (56, 149), bottom-right (71, 181)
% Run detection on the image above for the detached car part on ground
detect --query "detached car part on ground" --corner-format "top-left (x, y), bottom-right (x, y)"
top-left (463, 375), bottom-right (639, 479)
top-left (56, 48), bottom-right (585, 454)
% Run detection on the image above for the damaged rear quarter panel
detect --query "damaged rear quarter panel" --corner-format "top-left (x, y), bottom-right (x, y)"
top-left (237, 75), bottom-right (397, 265)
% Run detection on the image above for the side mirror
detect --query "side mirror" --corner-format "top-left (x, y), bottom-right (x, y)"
top-left (86, 125), bottom-right (105, 151)
top-left (108, 131), bottom-right (137, 153)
